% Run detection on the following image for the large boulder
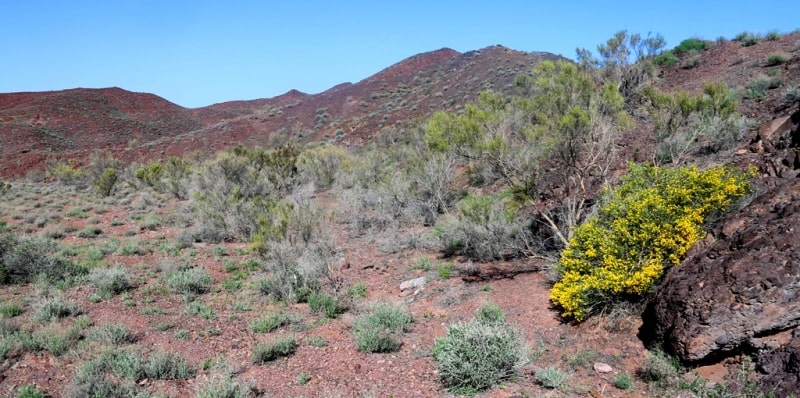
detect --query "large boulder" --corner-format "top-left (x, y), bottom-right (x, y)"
top-left (652, 176), bottom-right (800, 363)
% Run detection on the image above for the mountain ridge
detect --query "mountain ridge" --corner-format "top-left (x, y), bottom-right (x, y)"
top-left (0, 46), bottom-right (561, 177)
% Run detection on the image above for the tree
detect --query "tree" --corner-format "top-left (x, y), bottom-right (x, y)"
top-left (425, 60), bottom-right (629, 253)
top-left (576, 30), bottom-right (666, 101)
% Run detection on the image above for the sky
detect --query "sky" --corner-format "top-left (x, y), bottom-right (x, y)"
top-left (2, 1), bottom-right (799, 108)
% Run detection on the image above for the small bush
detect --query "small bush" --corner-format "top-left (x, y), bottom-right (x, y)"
top-left (536, 366), bottom-right (569, 389)
top-left (0, 234), bottom-right (82, 285)
top-left (249, 312), bottom-right (290, 333)
top-left (551, 164), bottom-right (752, 321)
top-left (765, 52), bottom-right (789, 66)
top-left (307, 293), bottom-right (344, 318)
top-left (639, 348), bottom-right (683, 387)
top-left (681, 53), bottom-right (701, 69)
top-left (14, 385), bottom-right (48, 398)
top-left (735, 32), bottom-right (761, 46)
top-left (88, 265), bottom-right (133, 298)
top-left (93, 167), bottom-right (119, 197)
top-left (88, 323), bottom-right (137, 345)
top-left (0, 302), bottom-right (23, 318)
top-left (746, 74), bottom-right (783, 101)
top-left (144, 350), bottom-right (194, 380)
top-left (614, 372), bottom-right (635, 390)
top-left (167, 268), bottom-right (213, 297)
top-left (196, 367), bottom-right (255, 398)
top-left (33, 294), bottom-right (82, 323)
top-left (251, 335), bottom-right (297, 364)
top-left (432, 306), bottom-right (525, 394)
top-left (653, 50), bottom-right (678, 67)
top-left (349, 282), bottom-right (368, 300)
top-left (436, 194), bottom-right (530, 261)
top-left (352, 302), bottom-right (412, 353)
top-left (76, 227), bottom-right (102, 238)
top-left (186, 301), bottom-right (216, 319)
top-left (475, 303), bottom-right (506, 325)
top-left (765, 31), bottom-right (781, 41)
top-left (674, 38), bottom-right (708, 55)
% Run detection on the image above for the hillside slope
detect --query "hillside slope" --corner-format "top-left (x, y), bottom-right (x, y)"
top-left (0, 46), bottom-right (560, 178)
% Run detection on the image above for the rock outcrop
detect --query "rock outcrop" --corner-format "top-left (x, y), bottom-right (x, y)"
top-left (652, 176), bottom-right (800, 363)
top-left (652, 110), bottom-right (800, 369)
top-left (758, 330), bottom-right (800, 397)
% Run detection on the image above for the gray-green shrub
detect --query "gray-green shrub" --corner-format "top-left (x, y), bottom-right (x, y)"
top-left (251, 335), bottom-right (297, 364)
top-left (432, 305), bottom-right (526, 394)
top-left (352, 302), bottom-right (412, 353)
top-left (88, 264), bottom-right (134, 298)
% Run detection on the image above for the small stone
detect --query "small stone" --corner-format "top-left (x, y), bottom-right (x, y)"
top-left (399, 277), bottom-right (426, 291)
top-left (593, 362), bottom-right (613, 373)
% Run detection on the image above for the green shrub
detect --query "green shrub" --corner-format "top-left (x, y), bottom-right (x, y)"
top-left (614, 372), bottom-right (635, 390)
top-left (551, 164), bottom-right (752, 321)
top-left (432, 306), bottom-right (525, 394)
top-left (436, 194), bottom-right (529, 261)
top-left (14, 384), bottom-right (48, 398)
top-left (674, 38), bottom-right (708, 55)
top-left (746, 74), bottom-right (783, 101)
top-left (639, 348), bottom-right (683, 387)
top-left (735, 32), bottom-right (760, 46)
top-left (0, 234), bottom-right (83, 285)
top-left (352, 302), bottom-right (412, 353)
top-left (249, 312), bottom-right (290, 333)
top-left (88, 264), bottom-right (133, 298)
top-left (93, 167), bottom-right (118, 197)
top-left (167, 268), bottom-right (213, 297)
top-left (68, 357), bottom-right (141, 398)
top-left (87, 323), bottom-right (137, 345)
top-left (33, 294), bottom-right (82, 323)
top-left (76, 227), bottom-right (102, 238)
top-left (475, 303), bottom-right (506, 325)
top-left (0, 302), bottom-right (23, 318)
top-left (653, 50), bottom-right (678, 67)
top-left (307, 293), bottom-right (344, 318)
top-left (251, 335), bottom-right (297, 364)
top-left (348, 282), bottom-right (367, 300)
top-left (186, 301), bottom-right (216, 320)
top-left (48, 160), bottom-right (85, 187)
top-left (196, 367), bottom-right (255, 398)
top-left (144, 350), bottom-right (194, 380)
top-left (296, 143), bottom-right (351, 188)
top-left (765, 52), bottom-right (789, 66)
top-left (536, 366), bottom-right (570, 389)
top-left (647, 82), bottom-right (744, 163)
top-left (765, 31), bottom-right (781, 41)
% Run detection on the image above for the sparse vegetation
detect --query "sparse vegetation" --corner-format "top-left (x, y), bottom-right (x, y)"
top-left (0, 24), bottom-right (797, 396)
top-left (432, 304), bottom-right (526, 394)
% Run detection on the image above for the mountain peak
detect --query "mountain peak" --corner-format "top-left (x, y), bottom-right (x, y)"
top-left (370, 47), bottom-right (461, 81)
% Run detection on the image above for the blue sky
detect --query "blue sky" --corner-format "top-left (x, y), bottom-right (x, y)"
top-left (2, 1), bottom-right (798, 108)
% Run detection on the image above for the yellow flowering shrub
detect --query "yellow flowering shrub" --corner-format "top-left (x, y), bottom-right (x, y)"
top-left (550, 163), bottom-right (752, 321)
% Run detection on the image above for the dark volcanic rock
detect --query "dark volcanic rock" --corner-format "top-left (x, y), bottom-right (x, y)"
top-left (758, 331), bottom-right (800, 397)
top-left (652, 177), bottom-right (800, 363)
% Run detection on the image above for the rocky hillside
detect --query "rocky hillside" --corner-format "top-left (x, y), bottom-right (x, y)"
top-left (0, 46), bottom-right (560, 178)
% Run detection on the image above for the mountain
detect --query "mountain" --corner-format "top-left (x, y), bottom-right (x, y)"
top-left (0, 46), bottom-right (561, 178)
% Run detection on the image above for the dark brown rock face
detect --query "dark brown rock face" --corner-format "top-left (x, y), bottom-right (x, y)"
top-left (758, 331), bottom-right (800, 397)
top-left (652, 176), bottom-right (800, 363)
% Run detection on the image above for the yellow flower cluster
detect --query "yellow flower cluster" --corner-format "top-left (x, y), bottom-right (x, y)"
top-left (551, 164), bottom-right (752, 321)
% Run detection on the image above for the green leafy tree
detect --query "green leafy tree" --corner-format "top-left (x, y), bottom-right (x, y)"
top-left (425, 60), bottom-right (629, 251)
